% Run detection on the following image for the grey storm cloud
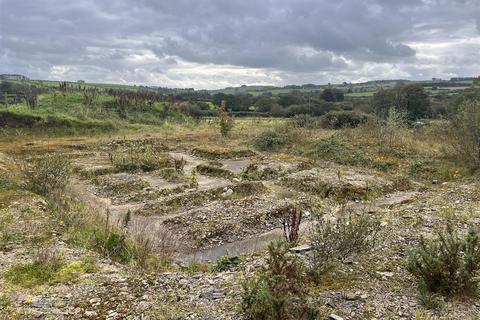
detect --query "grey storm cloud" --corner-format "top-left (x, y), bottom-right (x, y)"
top-left (0, 0), bottom-right (479, 88)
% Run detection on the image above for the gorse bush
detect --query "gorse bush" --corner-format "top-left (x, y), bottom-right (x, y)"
top-left (309, 208), bottom-right (380, 276)
top-left (241, 241), bottom-right (317, 320)
top-left (407, 224), bottom-right (480, 296)
top-left (21, 153), bottom-right (72, 196)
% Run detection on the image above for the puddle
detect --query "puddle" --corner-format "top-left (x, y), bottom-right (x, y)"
top-left (179, 221), bottom-right (312, 262)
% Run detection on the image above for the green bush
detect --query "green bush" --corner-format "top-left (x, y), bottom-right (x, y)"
top-left (240, 241), bottom-right (317, 320)
top-left (254, 130), bottom-right (289, 151)
top-left (407, 224), bottom-right (480, 296)
top-left (320, 111), bottom-right (369, 129)
top-left (22, 153), bottom-right (72, 196)
top-left (309, 208), bottom-right (380, 276)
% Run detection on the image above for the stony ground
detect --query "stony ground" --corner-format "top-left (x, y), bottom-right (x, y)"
top-left (1, 136), bottom-right (480, 319)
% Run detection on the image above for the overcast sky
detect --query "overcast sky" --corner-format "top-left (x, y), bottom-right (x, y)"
top-left (0, 0), bottom-right (479, 89)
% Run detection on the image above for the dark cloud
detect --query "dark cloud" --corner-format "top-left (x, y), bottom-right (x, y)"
top-left (0, 0), bottom-right (479, 88)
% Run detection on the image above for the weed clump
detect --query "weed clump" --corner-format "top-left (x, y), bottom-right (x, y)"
top-left (241, 163), bottom-right (282, 180)
top-left (407, 224), bottom-right (480, 296)
top-left (273, 203), bottom-right (303, 243)
top-left (21, 153), bottom-right (72, 196)
top-left (0, 209), bottom-right (15, 250)
top-left (241, 241), bottom-right (317, 320)
top-left (0, 294), bottom-right (11, 310)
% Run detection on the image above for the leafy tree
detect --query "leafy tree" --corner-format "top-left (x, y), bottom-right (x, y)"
top-left (320, 88), bottom-right (344, 102)
top-left (278, 90), bottom-right (305, 107)
top-left (255, 96), bottom-right (278, 113)
top-left (402, 84), bottom-right (430, 120)
top-left (212, 93), bottom-right (239, 111)
top-left (372, 84), bottom-right (430, 120)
